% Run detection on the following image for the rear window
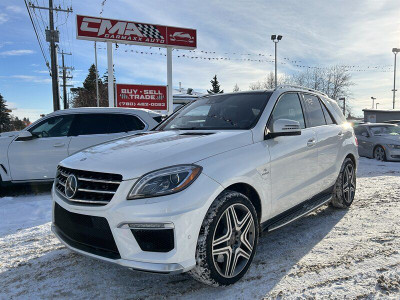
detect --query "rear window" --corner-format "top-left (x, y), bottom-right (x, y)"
top-left (302, 94), bottom-right (326, 127)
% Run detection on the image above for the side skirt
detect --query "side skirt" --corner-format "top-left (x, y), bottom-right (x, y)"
top-left (261, 186), bottom-right (334, 232)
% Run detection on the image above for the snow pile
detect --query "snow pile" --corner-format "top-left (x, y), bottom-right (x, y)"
top-left (0, 158), bottom-right (399, 298)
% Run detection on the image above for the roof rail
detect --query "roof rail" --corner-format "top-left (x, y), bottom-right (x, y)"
top-left (275, 85), bottom-right (328, 97)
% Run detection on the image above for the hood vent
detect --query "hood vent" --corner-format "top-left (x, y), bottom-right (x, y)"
top-left (179, 132), bottom-right (215, 136)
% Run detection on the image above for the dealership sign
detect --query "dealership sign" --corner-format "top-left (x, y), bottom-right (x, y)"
top-left (116, 84), bottom-right (167, 110)
top-left (76, 15), bottom-right (197, 49)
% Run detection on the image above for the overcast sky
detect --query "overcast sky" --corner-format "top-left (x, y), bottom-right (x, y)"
top-left (0, 0), bottom-right (399, 121)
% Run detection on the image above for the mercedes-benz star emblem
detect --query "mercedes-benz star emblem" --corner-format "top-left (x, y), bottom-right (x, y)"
top-left (65, 174), bottom-right (78, 199)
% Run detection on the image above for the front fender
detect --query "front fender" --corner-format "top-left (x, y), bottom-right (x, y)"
top-left (196, 142), bottom-right (272, 223)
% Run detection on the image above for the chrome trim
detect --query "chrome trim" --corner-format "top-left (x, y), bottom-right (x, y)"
top-left (77, 177), bottom-right (120, 184)
top-left (65, 198), bottom-right (110, 205)
top-left (118, 222), bottom-right (175, 229)
top-left (78, 188), bottom-right (116, 194)
top-left (51, 224), bottom-right (184, 274)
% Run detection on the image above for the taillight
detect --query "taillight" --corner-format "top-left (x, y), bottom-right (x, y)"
top-left (354, 135), bottom-right (358, 146)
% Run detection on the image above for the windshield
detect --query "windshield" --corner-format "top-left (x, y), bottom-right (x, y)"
top-left (158, 92), bottom-right (272, 130)
top-left (369, 125), bottom-right (400, 136)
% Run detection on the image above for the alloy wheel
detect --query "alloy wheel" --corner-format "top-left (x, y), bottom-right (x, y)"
top-left (374, 147), bottom-right (385, 161)
top-left (342, 163), bottom-right (356, 204)
top-left (212, 203), bottom-right (256, 278)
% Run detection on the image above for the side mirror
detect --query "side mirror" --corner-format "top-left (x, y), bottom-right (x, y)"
top-left (266, 119), bottom-right (301, 139)
top-left (15, 131), bottom-right (36, 141)
top-left (361, 132), bottom-right (369, 138)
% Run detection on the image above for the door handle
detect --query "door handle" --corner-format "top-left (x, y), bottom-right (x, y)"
top-left (53, 143), bottom-right (65, 147)
top-left (307, 138), bottom-right (316, 147)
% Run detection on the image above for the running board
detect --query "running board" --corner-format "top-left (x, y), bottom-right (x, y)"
top-left (262, 192), bottom-right (332, 232)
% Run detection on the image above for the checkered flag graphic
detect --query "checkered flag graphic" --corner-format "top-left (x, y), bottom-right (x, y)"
top-left (136, 24), bottom-right (164, 39)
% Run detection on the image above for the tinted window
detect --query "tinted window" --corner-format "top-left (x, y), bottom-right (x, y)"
top-left (159, 92), bottom-right (272, 130)
top-left (108, 114), bottom-right (128, 133)
top-left (320, 102), bottom-right (334, 124)
top-left (354, 126), bottom-right (368, 136)
top-left (302, 94), bottom-right (326, 127)
top-left (30, 115), bottom-right (74, 138)
top-left (121, 115), bottom-right (146, 131)
top-left (72, 114), bottom-right (109, 135)
top-left (270, 93), bottom-right (305, 129)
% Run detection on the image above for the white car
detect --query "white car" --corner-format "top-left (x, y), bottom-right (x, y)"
top-left (52, 86), bottom-right (358, 286)
top-left (0, 107), bottom-right (160, 185)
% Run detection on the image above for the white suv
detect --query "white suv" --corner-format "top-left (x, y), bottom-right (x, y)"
top-left (52, 86), bottom-right (358, 286)
top-left (0, 107), bottom-right (160, 185)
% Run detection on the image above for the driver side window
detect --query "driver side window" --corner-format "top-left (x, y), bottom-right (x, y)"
top-left (30, 115), bottom-right (74, 138)
top-left (270, 93), bottom-right (305, 129)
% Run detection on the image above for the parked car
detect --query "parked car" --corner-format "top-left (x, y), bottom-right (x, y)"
top-left (354, 123), bottom-right (400, 161)
top-left (0, 107), bottom-right (160, 185)
top-left (52, 86), bottom-right (358, 286)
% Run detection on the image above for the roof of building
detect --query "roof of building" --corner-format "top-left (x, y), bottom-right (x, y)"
top-left (362, 109), bottom-right (400, 113)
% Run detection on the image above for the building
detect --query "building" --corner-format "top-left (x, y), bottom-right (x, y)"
top-left (173, 83), bottom-right (206, 111)
top-left (363, 109), bottom-right (400, 123)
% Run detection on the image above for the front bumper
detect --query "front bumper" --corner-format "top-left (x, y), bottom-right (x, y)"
top-left (51, 173), bottom-right (223, 273)
top-left (386, 147), bottom-right (400, 161)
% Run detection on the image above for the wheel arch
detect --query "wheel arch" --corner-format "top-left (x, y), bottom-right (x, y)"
top-left (223, 182), bottom-right (262, 223)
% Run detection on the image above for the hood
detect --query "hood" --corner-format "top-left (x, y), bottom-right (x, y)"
top-left (61, 130), bottom-right (253, 179)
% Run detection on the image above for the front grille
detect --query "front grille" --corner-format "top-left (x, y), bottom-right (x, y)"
top-left (53, 202), bottom-right (120, 259)
top-left (131, 229), bottom-right (175, 252)
top-left (55, 166), bottom-right (122, 206)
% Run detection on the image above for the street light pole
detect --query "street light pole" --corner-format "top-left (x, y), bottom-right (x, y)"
top-left (392, 48), bottom-right (399, 109)
top-left (339, 97), bottom-right (346, 116)
top-left (371, 97), bottom-right (376, 109)
top-left (271, 35), bottom-right (282, 88)
top-left (94, 41), bottom-right (100, 107)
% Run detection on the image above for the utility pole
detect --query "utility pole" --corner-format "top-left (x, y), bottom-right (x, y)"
top-left (339, 97), bottom-right (346, 116)
top-left (59, 51), bottom-right (72, 109)
top-left (29, 1), bottom-right (72, 111)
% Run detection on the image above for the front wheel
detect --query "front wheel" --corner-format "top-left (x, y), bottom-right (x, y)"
top-left (373, 146), bottom-right (386, 161)
top-left (189, 190), bottom-right (259, 286)
top-left (331, 158), bottom-right (356, 208)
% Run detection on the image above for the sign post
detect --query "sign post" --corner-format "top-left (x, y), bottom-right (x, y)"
top-left (107, 41), bottom-right (114, 107)
top-left (167, 47), bottom-right (173, 115)
top-left (76, 15), bottom-right (197, 114)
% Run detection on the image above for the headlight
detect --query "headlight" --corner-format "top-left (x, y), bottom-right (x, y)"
top-left (127, 165), bottom-right (202, 199)
top-left (387, 144), bottom-right (400, 149)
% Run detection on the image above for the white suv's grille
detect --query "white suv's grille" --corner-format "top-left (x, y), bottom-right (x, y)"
top-left (55, 166), bottom-right (122, 206)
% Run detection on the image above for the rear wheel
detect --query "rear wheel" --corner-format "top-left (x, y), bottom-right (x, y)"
top-left (373, 146), bottom-right (386, 161)
top-left (189, 190), bottom-right (259, 286)
top-left (331, 158), bottom-right (356, 208)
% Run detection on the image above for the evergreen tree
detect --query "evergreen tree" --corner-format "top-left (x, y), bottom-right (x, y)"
top-left (233, 83), bottom-right (240, 92)
top-left (207, 75), bottom-right (223, 94)
top-left (0, 93), bottom-right (11, 132)
top-left (72, 64), bottom-right (109, 107)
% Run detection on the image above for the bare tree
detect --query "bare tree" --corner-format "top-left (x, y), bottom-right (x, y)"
top-left (291, 66), bottom-right (354, 100)
top-left (249, 72), bottom-right (289, 90)
top-left (233, 83), bottom-right (240, 92)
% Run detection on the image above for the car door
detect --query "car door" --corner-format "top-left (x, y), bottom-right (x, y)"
top-left (8, 114), bottom-right (74, 181)
top-left (267, 92), bottom-right (319, 216)
top-left (67, 113), bottom-right (146, 155)
top-left (354, 126), bottom-right (373, 157)
top-left (301, 93), bottom-right (343, 190)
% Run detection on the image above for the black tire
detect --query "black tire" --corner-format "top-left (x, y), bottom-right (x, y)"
top-left (189, 190), bottom-right (259, 286)
top-left (331, 158), bottom-right (356, 208)
top-left (373, 145), bottom-right (386, 161)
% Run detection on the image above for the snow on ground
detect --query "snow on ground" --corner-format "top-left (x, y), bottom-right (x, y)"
top-left (0, 158), bottom-right (399, 299)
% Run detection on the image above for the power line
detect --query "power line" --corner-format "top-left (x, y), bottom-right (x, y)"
top-left (24, 0), bottom-right (50, 72)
